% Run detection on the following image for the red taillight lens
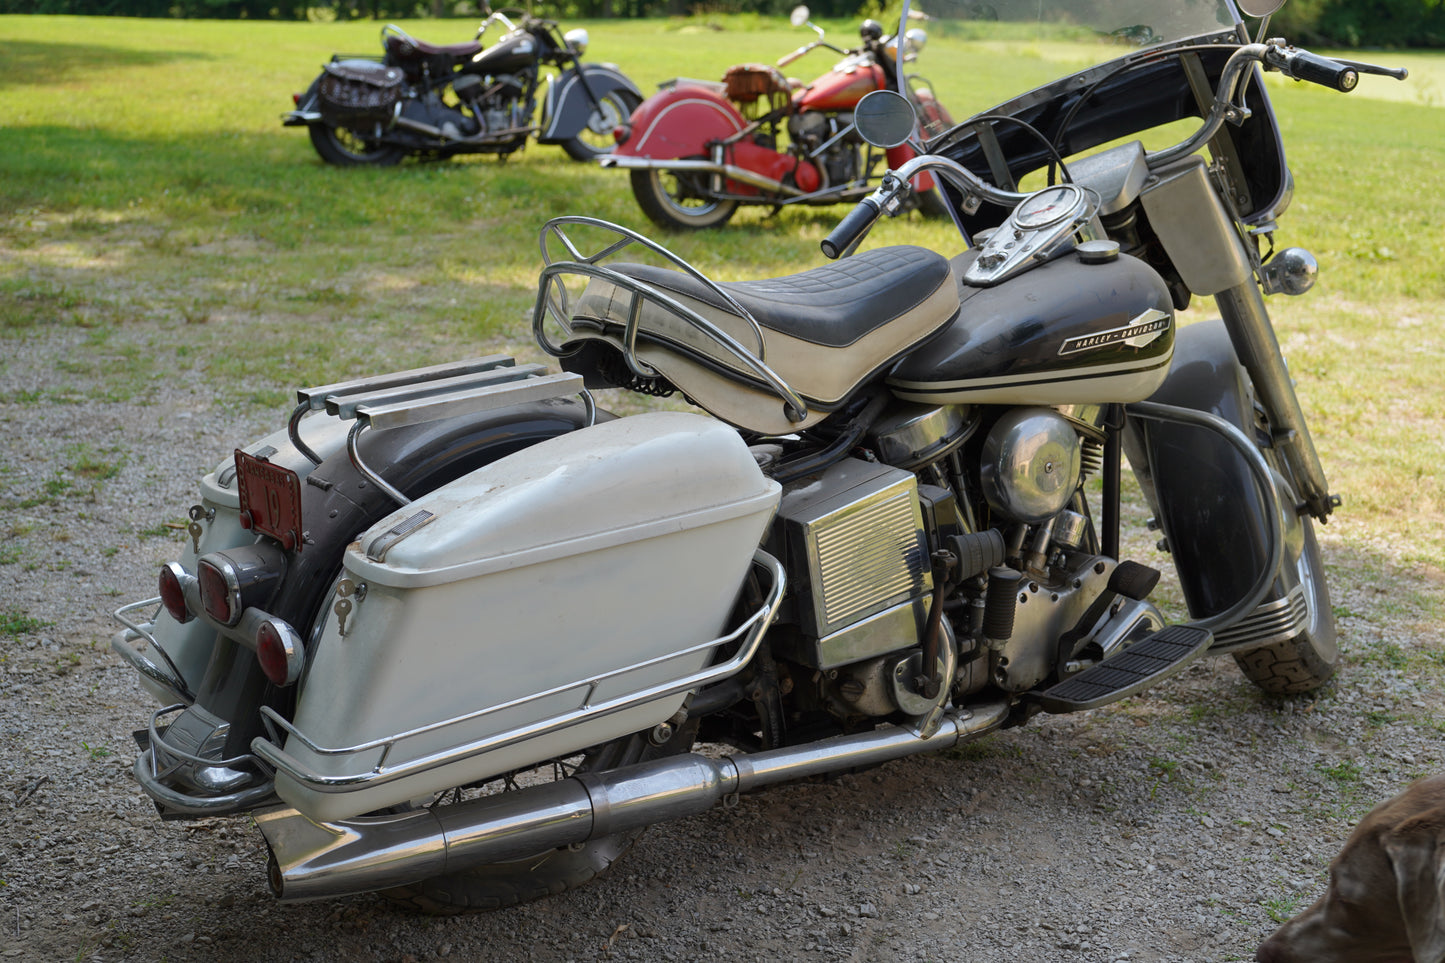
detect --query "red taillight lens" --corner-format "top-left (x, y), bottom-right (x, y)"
top-left (158, 563), bottom-right (192, 623)
top-left (197, 559), bottom-right (237, 626)
top-left (612, 124), bottom-right (631, 144)
top-left (256, 619), bottom-right (302, 687)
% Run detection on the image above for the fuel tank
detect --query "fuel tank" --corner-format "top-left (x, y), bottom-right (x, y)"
top-left (797, 63), bottom-right (885, 111)
top-left (465, 31), bottom-right (540, 76)
top-left (888, 248), bottom-right (1175, 405)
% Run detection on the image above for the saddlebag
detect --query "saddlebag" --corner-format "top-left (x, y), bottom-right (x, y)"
top-left (256, 411), bottom-right (782, 822)
top-left (317, 60), bottom-right (404, 126)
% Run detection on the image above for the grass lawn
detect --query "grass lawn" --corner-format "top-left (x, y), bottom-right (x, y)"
top-left (1, 13), bottom-right (1442, 582)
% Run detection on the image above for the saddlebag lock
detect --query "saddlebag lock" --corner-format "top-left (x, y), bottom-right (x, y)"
top-left (318, 60), bottom-right (404, 126)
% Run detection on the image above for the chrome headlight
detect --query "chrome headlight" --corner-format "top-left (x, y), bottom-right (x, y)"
top-left (564, 27), bottom-right (589, 55)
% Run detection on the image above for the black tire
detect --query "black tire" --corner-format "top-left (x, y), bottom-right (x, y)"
top-left (630, 166), bottom-right (739, 231)
top-left (381, 723), bottom-right (696, 914)
top-left (561, 89), bottom-right (642, 162)
top-left (1232, 520), bottom-right (1338, 695)
top-left (307, 123), bottom-right (407, 167)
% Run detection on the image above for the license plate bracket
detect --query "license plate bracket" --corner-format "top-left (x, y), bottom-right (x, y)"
top-left (234, 449), bottom-right (304, 551)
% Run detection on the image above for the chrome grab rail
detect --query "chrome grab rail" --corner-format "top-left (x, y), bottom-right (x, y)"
top-left (533, 216), bottom-right (810, 425)
top-left (252, 549), bottom-right (786, 793)
top-left (111, 598), bottom-right (195, 704)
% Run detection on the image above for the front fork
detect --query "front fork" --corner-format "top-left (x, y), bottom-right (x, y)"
top-left (1214, 276), bottom-right (1335, 522)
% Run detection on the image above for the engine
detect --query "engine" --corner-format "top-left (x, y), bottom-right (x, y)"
top-left (761, 401), bottom-right (1161, 729)
top-left (787, 111), bottom-right (861, 186)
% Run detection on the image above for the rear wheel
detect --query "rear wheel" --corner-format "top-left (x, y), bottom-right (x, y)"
top-left (630, 166), bottom-right (739, 231)
top-left (382, 724), bottom-right (696, 914)
top-left (308, 124), bottom-right (407, 167)
top-left (561, 89), bottom-right (642, 161)
top-left (1232, 520), bottom-right (1338, 694)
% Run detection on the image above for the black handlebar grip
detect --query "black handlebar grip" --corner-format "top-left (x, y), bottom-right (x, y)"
top-left (1288, 49), bottom-right (1359, 92)
top-left (821, 198), bottom-right (882, 260)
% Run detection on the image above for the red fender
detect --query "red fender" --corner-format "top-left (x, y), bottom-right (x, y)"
top-left (615, 83), bottom-right (746, 161)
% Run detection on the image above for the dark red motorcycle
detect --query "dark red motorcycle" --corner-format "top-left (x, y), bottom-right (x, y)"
top-left (601, 6), bottom-right (953, 229)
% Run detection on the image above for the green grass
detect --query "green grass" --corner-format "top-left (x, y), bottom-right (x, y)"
top-left (1, 14), bottom-right (1442, 582)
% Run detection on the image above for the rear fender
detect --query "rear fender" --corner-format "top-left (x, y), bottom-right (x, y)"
top-left (1123, 320), bottom-right (1308, 623)
top-left (614, 83), bottom-right (745, 160)
top-left (538, 63), bottom-right (643, 143)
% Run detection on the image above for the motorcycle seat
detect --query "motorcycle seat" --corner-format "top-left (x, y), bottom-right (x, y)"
top-left (387, 36), bottom-right (483, 59)
top-left (561, 245), bottom-right (960, 434)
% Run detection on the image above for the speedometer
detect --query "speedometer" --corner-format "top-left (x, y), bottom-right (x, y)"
top-left (1013, 184), bottom-right (1088, 230)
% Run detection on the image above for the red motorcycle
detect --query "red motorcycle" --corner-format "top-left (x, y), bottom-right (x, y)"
top-left (601, 6), bottom-right (953, 230)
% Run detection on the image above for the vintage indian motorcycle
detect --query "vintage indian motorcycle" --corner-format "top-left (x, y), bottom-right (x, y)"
top-left (283, 7), bottom-right (641, 166)
top-left (114, 0), bottom-right (1404, 912)
top-left (601, 6), bottom-right (954, 229)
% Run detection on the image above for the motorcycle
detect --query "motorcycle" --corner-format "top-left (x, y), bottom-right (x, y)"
top-left (283, 6), bottom-right (642, 166)
top-left (600, 6), bottom-right (954, 230)
top-left (113, 0), bottom-right (1405, 913)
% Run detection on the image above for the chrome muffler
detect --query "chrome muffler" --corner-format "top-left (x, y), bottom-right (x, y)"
top-left (600, 155), bottom-right (805, 197)
top-left (258, 701), bottom-right (1009, 901)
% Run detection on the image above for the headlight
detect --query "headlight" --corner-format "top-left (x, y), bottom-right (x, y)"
top-left (564, 27), bottom-right (589, 55)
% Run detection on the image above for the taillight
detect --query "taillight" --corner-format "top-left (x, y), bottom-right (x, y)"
top-left (256, 618), bottom-right (303, 686)
top-left (194, 544), bottom-right (286, 627)
top-left (613, 124), bottom-right (631, 144)
top-left (158, 563), bottom-right (193, 623)
top-left (197, 558), bottom-right (239, 625)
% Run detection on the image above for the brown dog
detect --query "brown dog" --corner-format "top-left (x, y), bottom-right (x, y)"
top-left (1256, 774), bottom-right (1445, 963)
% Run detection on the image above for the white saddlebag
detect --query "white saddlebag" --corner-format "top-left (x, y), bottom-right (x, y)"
top-left (264, 411), bottom-right (780, 822)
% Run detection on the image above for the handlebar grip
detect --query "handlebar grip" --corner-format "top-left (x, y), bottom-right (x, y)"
top-left (820, 198), bottom-right (882, 260)
top-left (1287, 49), bottom-right (1359, 92)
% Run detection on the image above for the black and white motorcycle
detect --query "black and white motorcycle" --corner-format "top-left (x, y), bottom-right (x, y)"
top-left (120, 0), bottom-right (1403, 913)
top-left (284, 6), bottom-right (641, 166)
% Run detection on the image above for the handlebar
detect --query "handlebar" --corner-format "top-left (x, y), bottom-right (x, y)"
top-left (777, 40), bottom-right (849, 68)
top-left (822, 40), bottom-right (1404, 259)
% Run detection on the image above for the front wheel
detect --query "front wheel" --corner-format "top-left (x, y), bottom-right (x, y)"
top-left (1232, 521), bottom-right (1338, 695)
top-left (382, 724), bottom-right (696, 914)
top-left (561, 89), bottom-right (642, 161)
top-left (307, 123), bottom-right (407, 167)
top-left (630, 166), bottom-right (739, 231)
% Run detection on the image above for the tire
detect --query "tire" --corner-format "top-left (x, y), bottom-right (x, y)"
top-left (307, 123), bottom-right (407, 167)
top-left (1232, 520), bottom-right (1338, 695)
top-left (561, 89), bottom-right (642, 162)
top-left (382, 723), bottom-right (696, 914)
top-left (630, 166), bottom-right (739, 231)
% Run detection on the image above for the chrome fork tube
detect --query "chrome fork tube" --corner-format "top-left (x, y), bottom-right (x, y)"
top-left (1213, 278), bottom-right (1333, 521)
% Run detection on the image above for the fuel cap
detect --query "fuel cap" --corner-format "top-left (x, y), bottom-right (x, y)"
top-left (1076, 239), bottom-right (1121, 264)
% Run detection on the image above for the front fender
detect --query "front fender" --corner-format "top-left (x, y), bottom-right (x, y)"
top-left (538, 63), bottom-right (643, 143)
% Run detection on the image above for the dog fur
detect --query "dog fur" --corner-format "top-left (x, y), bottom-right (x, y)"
top-left (1255, 774), bottom-right (1445, 963)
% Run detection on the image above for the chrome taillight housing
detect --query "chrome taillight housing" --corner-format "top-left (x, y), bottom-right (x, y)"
top-left (195, 545), bottom-right (287, 627)
top-left (158, 562), bottom-right (194, 624)
top-left (256, 617), bottom-right (304, 686)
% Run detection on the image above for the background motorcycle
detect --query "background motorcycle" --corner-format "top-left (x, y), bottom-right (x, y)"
top-left (284, 7), bottom-right (641, 166)
top-left (113, 0), bottom-right (1404, 916)
top-left (601, 5), bottom-right (953, 229)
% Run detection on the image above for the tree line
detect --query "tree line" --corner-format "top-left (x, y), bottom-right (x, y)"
top-left (5, 0), bottom-right (1443, 48)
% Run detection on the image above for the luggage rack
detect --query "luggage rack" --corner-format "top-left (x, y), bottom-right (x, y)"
top-left (284, 354), bottom-right (596, 507)
top-left (251, 548), bottom-right (786, 793)
top-left (532, 216), bottom-right (811, 426)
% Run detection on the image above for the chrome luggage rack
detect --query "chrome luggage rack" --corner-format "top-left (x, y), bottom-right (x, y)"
top-left (251, 549), bottom-right (785, 793)
top-left (531, 216), bottom-right (810, 426)
top-left (284, 353), bottom-right (596, 507)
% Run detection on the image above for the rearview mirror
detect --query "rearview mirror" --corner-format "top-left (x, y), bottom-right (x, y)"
top-left (789, 5), bottom-right (810, 27)
top-left (854, 90), bottom-right (916, 149)
top-left (1236, 0), bottom-right (1285, 17)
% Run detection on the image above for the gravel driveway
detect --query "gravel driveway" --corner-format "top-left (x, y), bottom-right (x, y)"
top-left (2, 320), bottom-right (1441, 963)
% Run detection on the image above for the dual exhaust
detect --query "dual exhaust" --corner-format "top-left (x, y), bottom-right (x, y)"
top-left (259, 701), bottom-right (1010, 901)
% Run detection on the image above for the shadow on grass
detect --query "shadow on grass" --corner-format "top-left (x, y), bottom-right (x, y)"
top-left (0, 39), bottom-right (212, 91)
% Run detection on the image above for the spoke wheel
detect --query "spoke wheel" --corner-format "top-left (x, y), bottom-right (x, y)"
top-left (308, 124), bottom-right (407, 167)
top-left (630, 165), bottom-right (739, 231)
top-left (561, 89), bottom-right (641, 161)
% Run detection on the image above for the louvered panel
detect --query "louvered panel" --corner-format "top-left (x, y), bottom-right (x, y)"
top-left (809, 487), bottom-right (927, 633)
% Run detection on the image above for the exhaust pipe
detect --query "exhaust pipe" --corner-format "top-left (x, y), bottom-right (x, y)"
top-left (600, 155), bottom-right (807, 198)
top-left (258, 701), bottom-right (1010, 901)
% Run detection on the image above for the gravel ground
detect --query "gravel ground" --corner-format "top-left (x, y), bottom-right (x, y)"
top-left (2, 320), bottom-right (1442, 963)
